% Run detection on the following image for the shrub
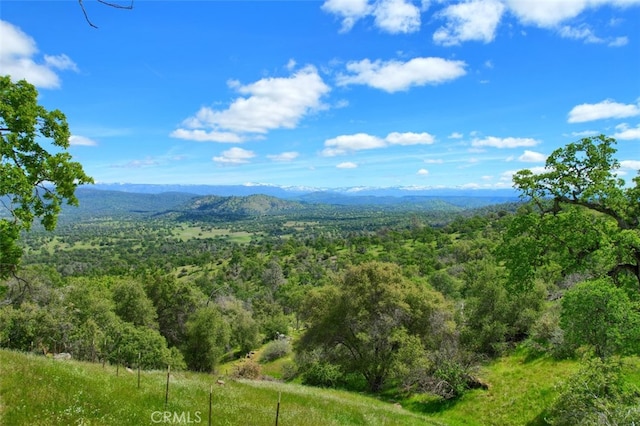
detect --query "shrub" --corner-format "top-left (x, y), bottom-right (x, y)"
top-left (232, 359), bottom-right (262, 380)
top-left (301, 362), bottom-right (343, 388)
top-left (259, 339), bottom-right (291, 363)
top-left (545, 357), bottom-right (640, 425)
top-left (280, 360), bottom-right (298, 382)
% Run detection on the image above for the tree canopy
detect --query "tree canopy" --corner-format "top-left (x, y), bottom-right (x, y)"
top-left (500, 135), bottom-right (640, 290)
top-left (1, 76), bottom-right (93, 279)
top-left (296, 261), bottom-right (455, 392)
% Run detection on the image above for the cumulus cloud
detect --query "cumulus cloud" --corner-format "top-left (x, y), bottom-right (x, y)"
top-left (337, 161), bottom-right (358, 169)
top-left (433, 0), bottom-right (505, 46)
top-left (518, 150), bottom-right (546, 162)
top-left (175, 65), bottom-right (330, 141)
top-left (613, 123), bottom-right (640, 140)
top-left (417, 168), bottom-right (429, 175)
top-left (322, 0), bottom-right (371, 32)
top-left (322, 131), bottom-right (436, 156)
top-left (322, 133), bottom-right (386, 156)
top-left (336, 57), bottom-right (466, 93)
top-left (505, 0), bottom-right (598, 28)
top-left (0, 20), bottom-right (77, 88)
top-left (267, 151), bottom-right (300, 162)
top-left (472, 136), bottom-right (540, 148)
top-left (448, 132), bottom-right (463, 139)
top-left (170, 129), bottom-right (245, 143)
top-left (620, 160), bottom-right (640, 169)
top-left (322, 0), bottom-right (421, 34)
top-left (373, 0), bottom-right (421, 34)
top-left (69, 135), bottom-right (98, 146)
top-left (386, 131), bottom-right (435, 145)
top-left (568, 99), bottom-right (640, 123)
top-left (213, 147), bottom-right (256, 165)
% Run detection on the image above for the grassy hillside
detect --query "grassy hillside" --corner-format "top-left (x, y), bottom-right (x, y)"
top-left (2, 349), bottom-right (639, 425)
top-left (0, 349), bottom-right (437, 426)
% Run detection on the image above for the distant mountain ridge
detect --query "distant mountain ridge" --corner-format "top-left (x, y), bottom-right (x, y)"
top-left (88, 183), bottom-right (520, 200)
top-left (51, 184), bottom-right (522, 221)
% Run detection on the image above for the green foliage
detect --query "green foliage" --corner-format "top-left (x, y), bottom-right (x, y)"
top-left (460, 259), bottom-right (545, 356)
top-left (506, 135), bottom-right (640, 289)
top-left (183, 306), bottom-right (230, 372)
top-left (297, 261), bottom-right (456, 392)
top-left (110, 278), bottom-right (158, 329)
top-left (144, 274), bottom-right (202, 347)
top-left (259, 338), bottom-right (292, 363)
top-left (217, 296), bottom-right (260, 354)
top-left (0, 76), bottom-right (93, 279)
top-left (545, 357), bottom-right (640, 425)
top-left (561, 278), bottom-right (640, 359)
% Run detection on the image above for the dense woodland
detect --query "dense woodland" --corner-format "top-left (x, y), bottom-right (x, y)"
top-left (2, 135), bottom-right (640, 424)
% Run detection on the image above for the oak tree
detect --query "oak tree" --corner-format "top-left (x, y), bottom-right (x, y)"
top-left (1, 76), bottom-right (93, 279)
top-left (500, 135), bottom-right (640, 290)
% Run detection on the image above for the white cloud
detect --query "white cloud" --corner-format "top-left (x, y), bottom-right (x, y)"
top-left (620, 160), bottom-right (640, 170)
top-left (176, 66), bottom-right (330, 140)
top-left (569, 130), bottom-right (599, 137)
top-left (558, 24), bottom-right (603, 43)
top-left (337, 57), bottom-right (466, 93)
top-left (322, 133), bottom-right (386, 156)
top-left (417, 168), bottom-right (429, 175)
top-left (337, 161), bottom-right (358, 169)
top-left (568, 99), bottom-right (640, 123)
top-left (170, 129), bottom-right (245, 143)
top-left (505, 0), bottom-right (594, 28)
top-left (44, 54), bottom-right (79, 71)
top-left (112, 158), bottom-right (160, 168)
top-left (373, 0), bottom-right (421, 34)
top-left (448, 132), bottom-right (463, 139)
top-left (518, 150), bottom-right (546, 162)
top-left (424, 158), bottom-right (443, 164)
top-left (0, 20), bottom-right (77, 88)
top-left (322, 0), bottom-right (371, 32)
top-left (472, 136), bottom-right (540, 148)
top-left (613, 123), bottom-right (640, 140)
top-left (608, 36), bottom-right (628, 47)
top-left (386, 131), bottom-right (435, 145)
top-left (69, 135), bottom-right (98, 146)
top-left (213, 147), bottom-right (256, 165)
top-left (506, 0), bottom-right (640, 29)
top-left (433, 0), bottom-right (505, 46)
top-left (322, 131), bottom-right (436, 156)
top-left (267, 151), bottom-right (299, 162)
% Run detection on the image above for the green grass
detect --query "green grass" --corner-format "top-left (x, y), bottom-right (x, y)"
top-left (174, 224), bottom-right (254, 243)
top-left (0, 349), bottom-right (438, 425)
top-left (3, 348), bottom-right (638, 426)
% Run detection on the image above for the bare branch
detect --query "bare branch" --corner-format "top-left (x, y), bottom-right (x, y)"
top-left (78, 0), bottom-right (134, 29)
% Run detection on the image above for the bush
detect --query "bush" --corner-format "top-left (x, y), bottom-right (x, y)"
top-left (545, 357), bottom-right (640, 425)
top-left (561, 278), bottom-right (640, 358)
top-left (232, 359), bottom-right (262, 380)
top-left (259, 339), bottom-right (291, 363)
top-left (280, 360), bottom-right (298, 382)
top-left (301, 362), bottom-right (343, 388)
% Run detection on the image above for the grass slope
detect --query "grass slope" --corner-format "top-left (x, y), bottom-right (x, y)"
top-left (2, 349), bottom-right (638, 425)
top-left (0, 349), bottom-right (438, 426)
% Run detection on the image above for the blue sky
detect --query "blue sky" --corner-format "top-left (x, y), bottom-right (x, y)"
top-left (1, 0), bottom-right (639, 189)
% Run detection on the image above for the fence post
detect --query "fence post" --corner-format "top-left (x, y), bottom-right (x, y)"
top-left (164, 364), bottom-right (170, 409)
top-left (208, 385), bottom-right (213, 426)
top-left (137, 352), bottom-right (141, 389)
top-left (275, 391), bottom-right (281, 426)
